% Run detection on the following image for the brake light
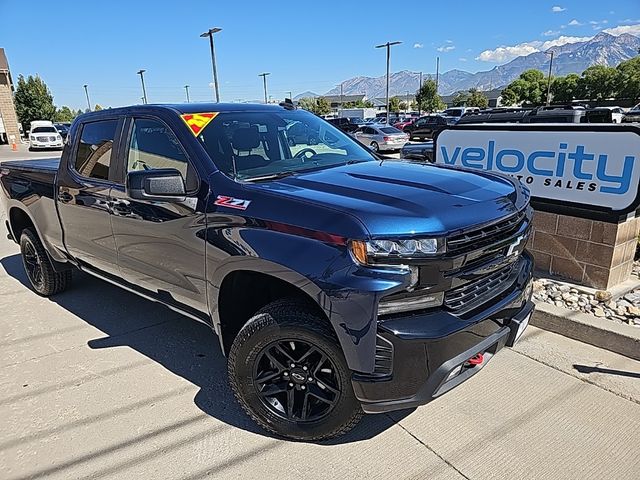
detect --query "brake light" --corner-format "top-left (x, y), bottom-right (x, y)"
top-left (383, 136), bottom-right (391, 141)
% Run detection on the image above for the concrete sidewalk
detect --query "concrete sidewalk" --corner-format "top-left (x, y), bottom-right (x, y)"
top-left (0, 236), bottom-right (639, 480)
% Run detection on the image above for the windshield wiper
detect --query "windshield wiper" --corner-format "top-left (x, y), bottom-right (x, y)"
top-left (243, 171), bottom-right (298, 182)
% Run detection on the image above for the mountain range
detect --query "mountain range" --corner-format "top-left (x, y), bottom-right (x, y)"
top-left (322, 32), bottom-right (640, 98)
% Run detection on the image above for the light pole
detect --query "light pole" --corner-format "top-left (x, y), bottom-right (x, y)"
top-left (184, 85), bottom-right (190, 103)
top-left (200, 27), bottom-right (222, 102)
top-left (137, 69), bottom-right (148, 104)
top-left (259, 72), bottom-right (270, 104)
top-left (375, 41), bottom-right (402, 124)
top-left (83, 84), bottom-right (91, 111)
top-left (545, 50), bottom-right (555, 106)
top-left (287, 91), bottom-right (292, 101)
top-left (435, 56), bottom-right (440, 95)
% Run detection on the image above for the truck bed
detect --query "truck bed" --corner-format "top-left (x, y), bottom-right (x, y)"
top-left (1, 157), bottom-right (64, 262)
top-left (1, 158), bottom-right (61, 172)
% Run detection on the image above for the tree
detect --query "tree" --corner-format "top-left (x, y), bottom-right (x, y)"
top-left (297, 97), bottom-right (316, 112)
top-left (451, 91), bottom-right (470, 107)
top-left (580, 65), bottom-right (617, 101)
top-left (500, 69), bottom-right (548, 106)
top-left (343, 99), bottom-right (374, 108)
top-left (615, 57), bottom-right (640, 101)
top-left (14, 74), bottom-right (56, 130)
top-left (297, 97), bottom-right (332, 116)
top-left (54, 106), bottom-right (75, 122)
top-left (76, 109), bottom-right (85, 117)
top-left (389, 96), bottom-right (401, 113)
top-left (550, 73), bottom-right (583, 103)
top-left (415, 79), bottom-right (445, 112)
top-left (452, 89), bottom-right (488, 108)
top-left (467, 89), bottom-right (489, 108)
top-left (94, 104), bottom-right (103, 111)
top-left (315, 97), bottom-right (332, 116)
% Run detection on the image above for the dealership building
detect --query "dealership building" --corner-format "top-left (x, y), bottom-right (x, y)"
top-left (0, 48), bottom-right (20, 144)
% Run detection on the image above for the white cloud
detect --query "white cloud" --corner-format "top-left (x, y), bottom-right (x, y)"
top-left (476, 43), bottom-right (540, 62)
top-left (552, 6), bottom-right (566, 12)
top-left (476, 35), bottom-right (592, 62)
top-left (603, 23), bottom-right (640, 36)
top-left (458, 57), bottom-right (468, 62)
top-left (568, 19), bottom-right (582, 26)
top-left (413, 43), bottom-right (423, 49)
top-left (542, 30), bottom-right (560, 36)
top-left (437, 41), bottom-right (455, 52)
top-left (541, 35), bottom-right (592, 49)
top-left (589, 20), bottom-right (608, 25)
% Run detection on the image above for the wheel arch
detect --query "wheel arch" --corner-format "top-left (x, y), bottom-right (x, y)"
top-left (210, 258), bottom-right (334, 355)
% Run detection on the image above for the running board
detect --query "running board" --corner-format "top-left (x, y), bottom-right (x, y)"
top-left (79, 266), bottom-right (212, 326)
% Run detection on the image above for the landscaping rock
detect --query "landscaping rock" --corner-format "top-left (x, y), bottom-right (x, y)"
top-left (532, 272), bottom-right (640, 328)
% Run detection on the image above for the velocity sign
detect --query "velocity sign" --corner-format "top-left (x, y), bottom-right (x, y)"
top-left (436, 125), bottom-right (640, 214)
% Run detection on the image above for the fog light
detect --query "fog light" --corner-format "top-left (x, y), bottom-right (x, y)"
top-left (378, 291), bottom-right (444, 316)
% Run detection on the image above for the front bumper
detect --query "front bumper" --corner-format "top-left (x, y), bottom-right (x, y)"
top-left (30, 142), bottom-right (63, 149)
top-left (353, 252), bottom-right (534, 413)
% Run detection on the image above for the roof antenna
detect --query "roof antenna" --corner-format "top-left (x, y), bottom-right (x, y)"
top-left (280, 98), bottom-right (296, 110)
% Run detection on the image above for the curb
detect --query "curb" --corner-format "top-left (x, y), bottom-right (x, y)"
top-left (531, 301), bottom-right (640, 361)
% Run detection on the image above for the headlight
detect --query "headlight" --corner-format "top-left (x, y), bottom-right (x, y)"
top-left (30, 135), bottom-right (35, 140)
top-left (56, 135), bottom-right (61, 140)
top-left (350, 238), bottom-right (444, 265)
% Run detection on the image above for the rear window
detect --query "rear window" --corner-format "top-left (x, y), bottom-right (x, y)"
top-left (444, 109), bottom-right (463, 117)
top-left (32, 127), bottom-right (56, 133)
top-left (74, 120), bottom-right (118, 180)
top-left (380, 127), bottom-right (401, 134)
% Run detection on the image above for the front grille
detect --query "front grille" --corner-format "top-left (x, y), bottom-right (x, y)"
top-left (36, 136), bottom-right (48, 142)
top-left (373, 334), bottom-right (393, 376)
top-left (444, 264), bottom-right (515, 314)
top-left (447, 210), bottom-right (527, 255)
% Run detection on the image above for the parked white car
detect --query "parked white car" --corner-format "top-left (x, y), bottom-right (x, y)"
top-left (29, 121), bottom-right (64, 150)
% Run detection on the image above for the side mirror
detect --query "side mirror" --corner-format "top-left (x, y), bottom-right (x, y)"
top-left (127, 168), bottom-right (186, 202)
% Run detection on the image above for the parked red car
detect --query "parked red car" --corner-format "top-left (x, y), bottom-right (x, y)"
top-left (393, 118), bottom-right (415, 131)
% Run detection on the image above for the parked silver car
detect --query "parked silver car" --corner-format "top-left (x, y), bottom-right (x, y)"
top-left (353, 125), bottom-right (409, 152)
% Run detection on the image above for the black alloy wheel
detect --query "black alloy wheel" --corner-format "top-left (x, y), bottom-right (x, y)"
top-left (19, 228), bottom-right (72, 296)
top-left (253, 339), bottom-right (340, 422)
top-left (22, 238), bottom-right (43, 290)
top-left (228, 299), bottom-right (363, 441)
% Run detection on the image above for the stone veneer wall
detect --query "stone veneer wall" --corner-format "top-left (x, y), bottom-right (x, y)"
top-left (0, 73), bottom-right (20, 142)
top-left (529, 211), bottom-right (639, 290)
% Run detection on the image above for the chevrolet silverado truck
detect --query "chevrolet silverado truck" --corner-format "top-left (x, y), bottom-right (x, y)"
top-left (0, 103), bottom-right (534, 441)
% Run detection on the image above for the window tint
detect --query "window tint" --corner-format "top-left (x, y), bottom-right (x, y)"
top-left (127, 118), bottom-right (198, 191)
top-left (380, 127), bottom-right (400, 134)
top-left (74, 120), bottom-right (118, 180)
top-left (33, 126), bottom-right (57, 133)
top-left (195, 110), bottom-right (375, 180)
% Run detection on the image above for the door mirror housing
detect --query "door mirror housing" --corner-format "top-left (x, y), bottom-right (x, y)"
top-left (127, 168), bottom-right (186, 202)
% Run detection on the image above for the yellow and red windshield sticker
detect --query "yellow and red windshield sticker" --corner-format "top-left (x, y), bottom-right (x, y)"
top-left (181, 112), bottom-right (218, 136)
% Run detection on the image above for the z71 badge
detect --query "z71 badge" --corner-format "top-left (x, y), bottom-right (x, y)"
top-left (214, 195), bottom-right (251, 210)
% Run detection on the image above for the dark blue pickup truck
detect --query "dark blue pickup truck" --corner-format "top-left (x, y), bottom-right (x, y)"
top-left (0, 103), bottom-right (534, 440)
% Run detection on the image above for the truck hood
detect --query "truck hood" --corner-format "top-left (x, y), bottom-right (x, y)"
top-left (246, 160), bottom-right (526, 237)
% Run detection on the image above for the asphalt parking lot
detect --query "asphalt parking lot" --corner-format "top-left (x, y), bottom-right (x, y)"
top-left (1, 144), bottom-right (640, 479)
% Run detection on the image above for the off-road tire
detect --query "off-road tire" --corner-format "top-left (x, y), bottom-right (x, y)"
top-left (20, 228), bottom-right (71, 296)
top-left (228, 299), bottom-right (363, 441)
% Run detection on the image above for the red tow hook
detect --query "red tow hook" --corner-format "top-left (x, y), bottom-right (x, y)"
top-left (465, 353), bottom-right (484, 367)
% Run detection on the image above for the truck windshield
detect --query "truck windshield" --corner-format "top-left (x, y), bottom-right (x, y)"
top-left (194, 109), bottom-right (376, 181)
top-left (32, 127), bottom-right (57, 133)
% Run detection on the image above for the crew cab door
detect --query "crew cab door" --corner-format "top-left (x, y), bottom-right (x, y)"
top-left (56, 117), bottom-right (123, 277)
top-left (109, 115), bottom-right (208, 315)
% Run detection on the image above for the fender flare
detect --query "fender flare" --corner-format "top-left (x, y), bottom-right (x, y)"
top-left (208, 256), bottom-right (334, 351)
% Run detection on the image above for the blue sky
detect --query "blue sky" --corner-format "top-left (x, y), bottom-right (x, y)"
top-left (0, 0), bottom-right (638, 109)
